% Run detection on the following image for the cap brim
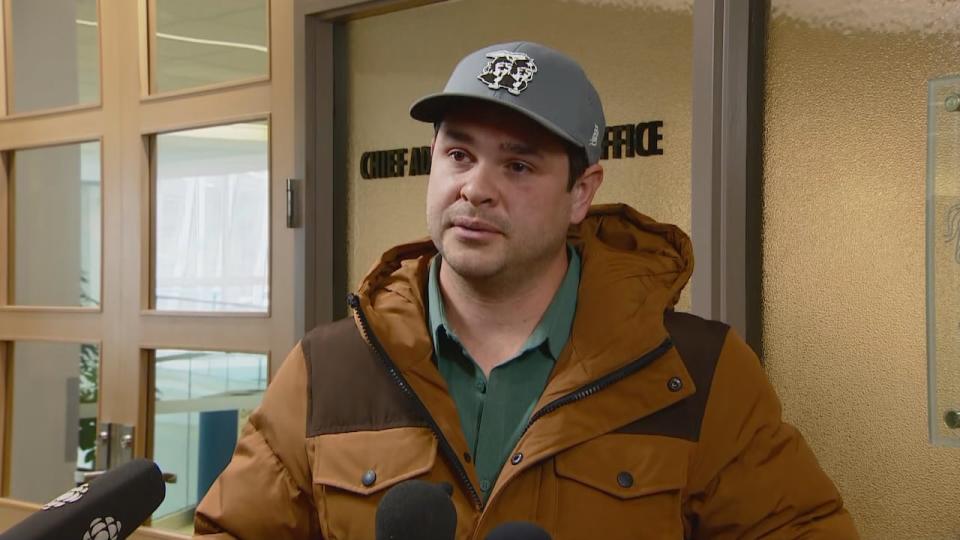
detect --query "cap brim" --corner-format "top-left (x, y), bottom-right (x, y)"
top-left (410, 93), bottom-right (583, 151)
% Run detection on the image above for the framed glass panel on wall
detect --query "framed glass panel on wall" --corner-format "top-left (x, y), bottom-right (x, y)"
top-left (149, 348), bottom-right (267, 534)
top-left (5, 0), bottom-right (101, 114)
top-left (927, 74), bottom-right (960, 448)
top-left (6, 141), bottom-right (101, 307)
top-left (5, 340), bottom-right (100, 503)
top-left (149, 0), bottom-right (270, 95)
top-left (152, 120), bottom-right (269, 313)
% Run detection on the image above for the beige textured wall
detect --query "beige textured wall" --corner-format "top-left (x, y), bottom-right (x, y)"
top-left (341, 0), bottom-right (693, 314)
top-left (763, 2), bottom-right (960, 538)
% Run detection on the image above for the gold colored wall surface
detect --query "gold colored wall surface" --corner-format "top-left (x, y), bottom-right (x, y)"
top-left (341, 0), bottom-right (693, 311)
top-left (764, 2), bottom-right (960, 538)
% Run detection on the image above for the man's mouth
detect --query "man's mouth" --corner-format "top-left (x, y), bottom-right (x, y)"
top-left (450, 216), bottom-right (501, 233)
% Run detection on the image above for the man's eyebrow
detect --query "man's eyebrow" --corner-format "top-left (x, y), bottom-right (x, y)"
top-left (442, 127), bottom-right (544, 158)
top-left (442, 128), bottom-right (474, 144)
top-left (500, 141), bottom-right (543, 159)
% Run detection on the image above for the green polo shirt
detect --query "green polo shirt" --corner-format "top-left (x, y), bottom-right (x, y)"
top-left (427, 243), bottom-right (580, 502)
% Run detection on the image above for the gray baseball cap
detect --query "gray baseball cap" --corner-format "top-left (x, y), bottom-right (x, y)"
top-left (410, 41), bottom-right (606, 165)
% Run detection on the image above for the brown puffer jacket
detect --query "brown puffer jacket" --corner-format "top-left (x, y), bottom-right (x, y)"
top-left (194, 203), bottom-right (859, 539)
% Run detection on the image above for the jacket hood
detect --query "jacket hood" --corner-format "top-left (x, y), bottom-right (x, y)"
top-left (351, 203), bottom-right (693, 382)
top-left (355, 202), bottom-right (693, 318)
top-left (348, 203), bottom-right (696, 500)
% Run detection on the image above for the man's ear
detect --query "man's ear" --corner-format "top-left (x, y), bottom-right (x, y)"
top-left (569, 163), bottom-right (604, 225)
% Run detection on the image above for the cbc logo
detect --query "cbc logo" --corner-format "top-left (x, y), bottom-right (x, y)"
top-left (41, 484), bottom-right (89, 510)
top-left (83, 517), bottom-right (123, 540)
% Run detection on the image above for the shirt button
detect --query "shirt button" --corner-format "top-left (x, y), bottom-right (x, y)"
top-left (475, 380), bottom-right (486, 393)
top-left (480, 479), bottom-right (491, 491)
top-left (667, 377), bottom-right (683, 392)
top-left (617, 471), bottom-right (634, 488)
top-left (361, 469), bottom-right (376, 487)
top-left (510, 452), bottom-right (523, 465)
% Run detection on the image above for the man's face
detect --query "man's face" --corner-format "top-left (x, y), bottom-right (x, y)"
top-left (426, 102), bottom-right (593, 286)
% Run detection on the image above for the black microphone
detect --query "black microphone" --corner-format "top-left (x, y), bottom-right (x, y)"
top-left (0, 458), bottom-right (166, 540)
top-left (375, 479), bottom-right (457, 540)
top-left (484, 521), bottom-right (553, 539)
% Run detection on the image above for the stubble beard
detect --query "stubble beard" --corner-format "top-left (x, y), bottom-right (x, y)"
top-left (437, 226), bottom-right (566, 294)
top-left (438, 230), bottom-right (509, 282)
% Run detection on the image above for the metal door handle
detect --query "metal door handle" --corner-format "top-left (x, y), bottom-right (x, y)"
top-left (82, 470), bottom-right (177, 484)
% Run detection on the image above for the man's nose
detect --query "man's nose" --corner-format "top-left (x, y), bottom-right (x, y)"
top-left (459, 162), bottom-right (498, 206)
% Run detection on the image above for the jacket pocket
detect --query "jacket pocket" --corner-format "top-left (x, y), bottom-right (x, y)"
top-left (310, 427), bottom-right (438, 539)
top-left (552, 434), bottom-right (689, 539)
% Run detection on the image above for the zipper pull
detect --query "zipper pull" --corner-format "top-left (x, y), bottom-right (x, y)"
top-left (347, 292), bottom-right (360, 309)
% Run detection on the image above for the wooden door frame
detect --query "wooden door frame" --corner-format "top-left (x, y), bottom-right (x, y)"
top-left (0, 1), bottom-right (300, 538)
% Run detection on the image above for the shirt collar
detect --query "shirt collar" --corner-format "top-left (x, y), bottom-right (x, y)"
top-left (427, 243), bottom-right (581, 361)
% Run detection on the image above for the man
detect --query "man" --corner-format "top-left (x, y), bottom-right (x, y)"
top-left (194, 42), bottom-right (858, 539)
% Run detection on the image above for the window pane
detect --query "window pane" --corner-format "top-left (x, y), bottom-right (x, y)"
top-left (154, 121), bottom-right (269, 312)
top-left (154, 0), bottom-right (268, 93)
top-left (8, 341), bottom-right (99, 504)
top-left (151, 349), bottom-right (267, 534)
top-left (12, 142), bottom-right (101, 307)
top-left (9, 0), bottom-right (100, 113)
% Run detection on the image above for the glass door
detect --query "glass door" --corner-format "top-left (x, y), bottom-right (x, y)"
top-left (0, 0), bottom-right (301, 537)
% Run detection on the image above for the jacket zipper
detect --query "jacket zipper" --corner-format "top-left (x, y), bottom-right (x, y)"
top-left (348, 292), bottom-right (676, 508)
top-left (347, 292), bottom-right (484, 509)
top-left (519, 336), bottom-right (675, 440)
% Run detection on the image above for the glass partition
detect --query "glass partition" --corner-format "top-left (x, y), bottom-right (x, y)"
top-left (152, 0), bottom-right (269, 94)
top-left (8, 0), bottom-right (100, 114)
top-left (150, 349), bottom-right (267, 533)
top-left (10, 141), bottom-right (101, 307)
top-left (7, 341), bottom-right (99, 503)
top-left (153, 121), bottom-right (269, 312)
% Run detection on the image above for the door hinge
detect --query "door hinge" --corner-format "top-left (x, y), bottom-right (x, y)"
top-left (286, 178), bottom-right (300, 228)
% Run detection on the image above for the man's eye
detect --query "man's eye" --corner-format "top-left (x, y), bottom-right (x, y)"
top-left (449, 150), bottom-right (468, 161)
top-left (508, 162), bottom-right (530, 173)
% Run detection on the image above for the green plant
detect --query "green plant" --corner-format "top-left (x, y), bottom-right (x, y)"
top-left (78, 271), bottom-right (99, 469)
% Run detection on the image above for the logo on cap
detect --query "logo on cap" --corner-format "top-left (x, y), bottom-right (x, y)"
top-left (477, 51), bottom-right (537, 96)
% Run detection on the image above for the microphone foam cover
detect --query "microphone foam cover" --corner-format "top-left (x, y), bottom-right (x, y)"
top-left (375, 479), bottom-right (457, 540)
top-left (0, 458), bottom-right (165, 540)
